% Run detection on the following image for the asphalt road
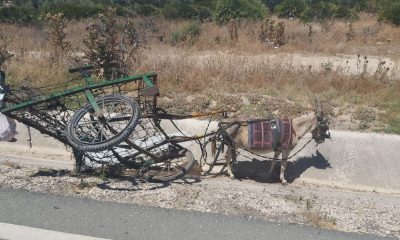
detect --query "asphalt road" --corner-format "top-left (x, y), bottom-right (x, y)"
top-left (0, 188), bottom-right (395, 240)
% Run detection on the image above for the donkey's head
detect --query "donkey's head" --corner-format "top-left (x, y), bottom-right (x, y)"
top-left (312, 104), bottom-right (331, 144)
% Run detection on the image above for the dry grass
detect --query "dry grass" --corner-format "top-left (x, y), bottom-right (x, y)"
top-left (303, 210), bottom-right (337, 229)
top-left (1, 16), bottom-right (399, 132)
top-left (1, 160), bottom-right (21, 169)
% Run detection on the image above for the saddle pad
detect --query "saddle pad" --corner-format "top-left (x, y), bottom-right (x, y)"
top-left (248, 119), bottom-right (293, 150)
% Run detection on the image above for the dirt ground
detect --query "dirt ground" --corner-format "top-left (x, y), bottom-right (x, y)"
top-left (0, 162), bottom-right (399, 239)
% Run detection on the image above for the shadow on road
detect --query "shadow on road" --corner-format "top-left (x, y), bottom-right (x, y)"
top-left (233, 150), bottom-right (331, 183)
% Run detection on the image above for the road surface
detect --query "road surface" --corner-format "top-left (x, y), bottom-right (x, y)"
top-left (0, 188), bottom-right (394, 240)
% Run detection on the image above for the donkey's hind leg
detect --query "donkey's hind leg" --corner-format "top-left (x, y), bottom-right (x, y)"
top-left (268, 151), bottom-right (281, 178)
top-left (280, 150), bottom-right (290, 184)
top-left (225, 145), bottom-right (235, 179)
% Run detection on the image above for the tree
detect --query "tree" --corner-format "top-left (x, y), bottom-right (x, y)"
top-left (214, 0), bottom-right (268, 23)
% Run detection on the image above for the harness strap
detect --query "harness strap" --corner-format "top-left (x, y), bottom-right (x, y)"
top-left (239, 138), bottom-right (314, 161)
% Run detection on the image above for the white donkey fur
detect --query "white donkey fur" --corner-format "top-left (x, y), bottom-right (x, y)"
top-left (223, 111), bottom-right (320, 184)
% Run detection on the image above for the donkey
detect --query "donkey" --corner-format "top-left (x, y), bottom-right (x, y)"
top-left (216, 106), bottom-right (330, 184)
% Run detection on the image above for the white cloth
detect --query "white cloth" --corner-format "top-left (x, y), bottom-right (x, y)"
top-left (0, 84), bottom-right (5, 108)
top-left (0, 113), bottom-right (17, 141)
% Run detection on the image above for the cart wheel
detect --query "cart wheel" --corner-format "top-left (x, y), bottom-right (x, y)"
top-left (66, 95), bottom-right (140, 152)
top-left (146, 148), bottom-right (195, 183)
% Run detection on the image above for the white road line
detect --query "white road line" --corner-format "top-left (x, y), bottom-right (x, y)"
top-left (0, 222), bottom-right (110, 240)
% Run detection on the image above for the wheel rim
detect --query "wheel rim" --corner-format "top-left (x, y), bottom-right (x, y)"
top-left (146, 151), bottom-right (193, 181)
top-left (72, 98), bottom-right (135, 146)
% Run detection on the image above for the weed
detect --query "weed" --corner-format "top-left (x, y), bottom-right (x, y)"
top-left (356, 54), bottom-right (369, 77)
top-left (259, 18), bottom-right (269, 43)
top-left (379, 94), bottom-right (400, 134)
top-left (98, 169), bottom-right (108, 181)
top-left (354, 107), bottom-right (376, 130)
top-left (0, 34), bottom-right (13, 68)
top-left (274, 22), bottom-right (286, 47)
top-left (259, 19), bottom-right (286, 47)
top-left (374, 59), bottom-right (391, 84)
top-left (1, 160), bottom-right (21, 169)
top-left (307, 24), bottom-right (313, 43)
top-left (76, 178), bottom-right (97, 190)
top-left (346, 22), bottom-right (355, 41)
top-left (94, 164), bottom-right (124, 181)
top-left (303, 210), bottom-right (337, 229)
top-left (306, 198), bottom-right (313, 210)
top-left (30, 168), bottom-right (70, 177)
top-left (83, 7), bottom-right (142, 79)
top-left (44, 13), bottom-right (71, 60)
top-left (227, 19), bottom-right (239, 41)
top-left (171, 21), bottom-right (201, 45)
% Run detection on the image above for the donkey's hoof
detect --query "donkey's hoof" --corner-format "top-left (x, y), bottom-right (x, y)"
top-left (229, 175), bottom-right (236, 180)
top-left (281, 180), bottom-right (288, 185)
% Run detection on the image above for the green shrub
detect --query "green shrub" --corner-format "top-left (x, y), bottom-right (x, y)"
top-left (0, 6), bottom-right (38, 23)
top-left (0, 35), bottom-right (13, 68)
top-left (262, 0), bottom-right (284, 12)
top-left (214, 0), bottom-right (268, 24)
top-left (42, 2), bottom-right (105, 20)
top-left (300, 1), bottom-right (338, 22)
top-left (161, 0), bottom-right (211, 19)
top-left (379, 1), bottom-right (400, 26)
top-left (170, 21), bottom-right (201, 45)
top-left (335, 5), bottom-right (357, 20)
top-left (133, 3), bottom-right (159, 16)
top-left (83, 8), bottom-right (142, 79)
top-left (275, 0), bottom-right (306, 18)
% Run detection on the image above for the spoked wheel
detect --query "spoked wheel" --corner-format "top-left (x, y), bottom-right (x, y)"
top-left (66, 95), bottom-right (140, 152)
top-left (145, 147), bottom-right (195, 183)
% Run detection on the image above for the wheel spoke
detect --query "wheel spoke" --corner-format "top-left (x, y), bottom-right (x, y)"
top-left (67, 95), bottom-right (139, 151)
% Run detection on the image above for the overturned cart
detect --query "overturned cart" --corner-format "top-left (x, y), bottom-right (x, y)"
top-left (0, 66), bottom-right (202, 182)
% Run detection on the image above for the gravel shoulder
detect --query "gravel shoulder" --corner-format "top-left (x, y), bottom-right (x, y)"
top-left (0, 162), bottom-right (399, 239)
top-left (1, 122), bottom-right (399, 238)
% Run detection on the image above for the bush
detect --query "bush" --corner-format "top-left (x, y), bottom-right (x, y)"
top-left (42, 2), bottom-right (105, 20)
top-left (83, 8), bottom-right (142, 79)
top-left (275, 0), bottom-right (306, 18)
top-left (162, 0), bottom-right (207, 19)
top-left (0, 35), bottom-right (13, 68)
top-left (133, 3), bottom-right (159, 16)
top-left (379, 1), bottom-right (400, 26)
top-left (214, 0), bottom-right (268, 24)
top-left (262, 0), bottom-right (284, 12)
top-left (170, 21), bottom-right (201, 45)
top-left (44, 13), bottom-right (71, 59)
top-left (0, 6), bottom-right (38, 23)
top-left (300, 1), bottom-right (338, 22)
top-left (335, 5), bottom-right (357, 20)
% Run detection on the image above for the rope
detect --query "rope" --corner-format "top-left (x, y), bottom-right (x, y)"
top-left (27, 125), bottom-right (32, 148)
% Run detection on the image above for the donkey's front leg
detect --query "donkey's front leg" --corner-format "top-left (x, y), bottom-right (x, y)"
top-left (280, 151), bottom-right (290, 184)
top-left (225, 145), bottom-right (235, 179)
top-left (268, 151), bottom-right (281, 178)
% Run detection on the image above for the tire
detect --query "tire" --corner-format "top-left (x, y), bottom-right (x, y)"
top-left (146, 148), bottom-right (195, 183)
top-left (66, 94), bottom-right (140, 152)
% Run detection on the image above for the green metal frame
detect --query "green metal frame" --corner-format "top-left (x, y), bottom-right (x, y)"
top-left (0, 72), bottom-right (157, 114)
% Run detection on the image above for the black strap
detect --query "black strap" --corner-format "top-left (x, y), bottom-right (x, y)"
top-left (270, 119), bottom-right (282, 151)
